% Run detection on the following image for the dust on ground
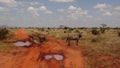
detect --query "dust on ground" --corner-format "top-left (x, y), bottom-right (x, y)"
top-left (0, 36), bottom-right (85, 68)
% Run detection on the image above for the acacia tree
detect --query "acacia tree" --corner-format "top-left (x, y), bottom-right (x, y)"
top-left (101, 24), bottom-right (107, 28)
top-left (100, 24), bottom-right (107, 33)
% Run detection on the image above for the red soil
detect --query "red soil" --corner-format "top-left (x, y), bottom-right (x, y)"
top-left (0, 36), bottom-right (85, 68)
top-left (15, 29), bottom-right (29, 40)
top-left (95, 54), bottom-right (120, 68)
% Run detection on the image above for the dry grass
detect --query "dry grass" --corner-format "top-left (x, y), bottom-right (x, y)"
top-left (0, 28), bottom-right (120, 68)
top-left (36, 28), bottom-right (120, 68)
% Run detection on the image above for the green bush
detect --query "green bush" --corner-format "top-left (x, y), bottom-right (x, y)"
top-left (100, 27), bottom-right (105, 33)
top-left (118, 32), bottom-right (120, 37)
top-left (63, 27), bottom-right (68, 30)
top-left (91, 38), bottom-right (98, 42)
top-left (91, 29), bottom-right (100, 35)
top-left (74, 29), bottom-right (80, 33)
top-left (0, 28), bottom-right (9, 40)
top-left (64, 31), bottom-right (67, 33)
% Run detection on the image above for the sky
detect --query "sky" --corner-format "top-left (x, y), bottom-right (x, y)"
top-left (0, 0), bottom-right (120, 27)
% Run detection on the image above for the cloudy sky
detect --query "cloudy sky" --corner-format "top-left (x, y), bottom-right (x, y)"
top-left (0, 0), bottom-right (120, 27)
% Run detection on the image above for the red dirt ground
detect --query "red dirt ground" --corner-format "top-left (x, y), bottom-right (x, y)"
top-left (0, 36), bottom-right (85, 68)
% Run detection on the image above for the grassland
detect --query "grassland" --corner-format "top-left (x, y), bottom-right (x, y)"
top-left (0, 28), bottom-right (120, 68)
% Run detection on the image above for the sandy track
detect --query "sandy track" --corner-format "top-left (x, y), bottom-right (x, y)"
top-left (0, 36), bottom-right (85, 68)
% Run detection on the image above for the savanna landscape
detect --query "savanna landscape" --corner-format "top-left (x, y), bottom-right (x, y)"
top-left (0, 27), bottom-right (120, 68)
top-left (0, 0), bottom-right (120, 68)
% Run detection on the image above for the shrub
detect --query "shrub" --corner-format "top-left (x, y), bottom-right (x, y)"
top-left (91, 29), bottom-right (100, 35)
top-left (74, 29), bottom-right (80, 33)
top-left (91, 38), bottom-right (98, 42)
top-left (0, 28), bottom-right (9, 40)
top-left (64, 27), bottom-right (69, 30)
top-left (68, 28), bottom-right (74, 32)
top-left (118, 32), bottom-right (120, 37)
top-left (40, 28), bottom-right (44, 31)
top-left (100, 27), bottom-right (105, 33)
top-left (91, 36), bottom-right (101, 42)
top-left (64, 31), bottom-right (67, 33)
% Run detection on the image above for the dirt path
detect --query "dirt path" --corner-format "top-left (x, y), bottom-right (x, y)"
top-left (0, 36), bottom-right (85, 68)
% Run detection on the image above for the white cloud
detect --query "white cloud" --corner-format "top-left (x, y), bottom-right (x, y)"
top-left (67, 13), bottom-right (78, 19)
top-left (94, 4), bottom-right (120, 17)
top-left (68, 6), bottom-right (88, 15)
top-left (30, 2), bottom-right (38, 6)
top-left (0, 0), bottom-right (15, 3)
top-left (27, 6), bottom-right (53, 16)
top-left (39, 6), bottom-right (52, 14)
top-left (94, 4), bottom-right (114, 16)
top-left (39, 6), bottom-right (47, 11)
top-left (67, 5), bottom-right (88, 19)
top-left (27, 7), bottom-right (39, 16)
top-left (114, 6), bottom-right (120, 10)
top-left (94, 3), bottom-right (110, 9)
top-left (68, 5), bottom-right (77, 11)
top-left (0, 7), bottom-right (8, 11)
top-left (103, 12), bottom-right (112, 16)
top-left (49, 0), bottom-right (75, 3)
top-left (76, 8), bottom-right (88, 15)
top-left (9, 17), bottom-right (15, 21)
top-left (44, 11), bottom-right (52, 14)
top-left (18, 2), bottom-right (39, 7)
top-left (0, 0), bottom-right (17, 7)
top-left (86, 15), bottom-right (93, 18)
top-left (94, 3), bottom-right (112, 13)
top-left (57, 9), bottom-right (64, 12)
top-left (0, 0), bottom-right (39, 7)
